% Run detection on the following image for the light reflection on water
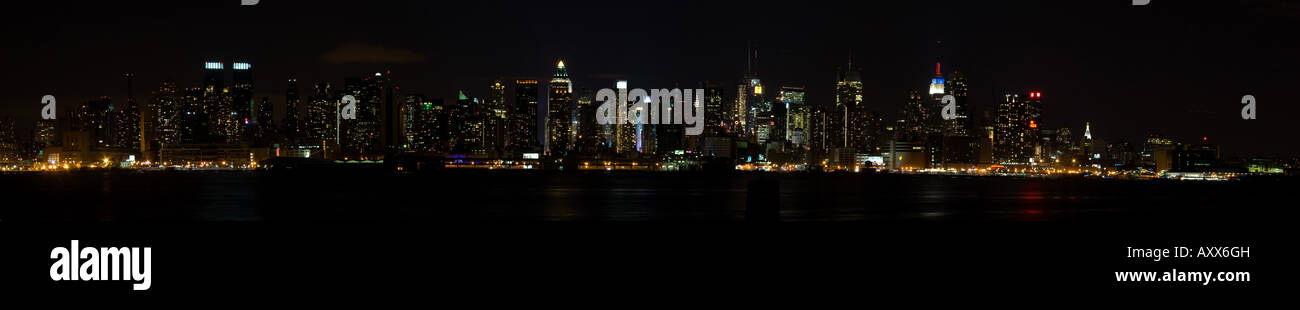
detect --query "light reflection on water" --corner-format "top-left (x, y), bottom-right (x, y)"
top-left (0, 171), bottom-right (1275, 222)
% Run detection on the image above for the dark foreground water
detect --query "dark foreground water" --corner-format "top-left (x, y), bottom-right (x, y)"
top-left (0, 170), bottom-right (1287, 301)
top-left (0, 170), bottom-right (1286, 222)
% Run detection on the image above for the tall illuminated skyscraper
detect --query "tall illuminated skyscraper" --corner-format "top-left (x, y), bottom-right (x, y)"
top-left (807, 103), bottom-right (826, 153)
top-left (653, 87), bottom-right (686, 155)
top-left (479, 80), bottom-right (507, 152)
top-left (378, 72), bottom-right (402, 154)
top-left (937, 70), bottom-right (975, 166)
top-left (993, 93), bottom-right (1020, 164)
top-left (743, 44), bottom-right (764, 139)
top-left (284, 76), bottom-right (301, 139)
top-left (615, 80), bottom-right (636, 154)
top-left (512, 79), bottom-right (539, 153)
top-left (150, 81), bottom-right (180, 152)
top-left (0, 117), bottom-right (15, 163)
top-left (1081, 121), bottom-right (1095, 162)
top-left (928, 62), bottom-right (945, 97)
top-left (782, 87), bottom-right (808, 146)
top-left (994, 91), bottom-right (1043, 164)
top-left (732, 81), bottom-right (750, 138)
top-left (306, 82), bottom-right (336, 156)
top-left (547, 60), bottom-right (572, 155)
top-left (337, 73), bottom-right (390, 158)
top-left (255, 96), bottom-right (273, 141)
top-left (574, 88), bottom-right (602, 154)
top-left (35, 119), bottom-right (58, 149)
top-left (488, 80), bottom-right (507, 116)
top-left (450, 90), bottom-right (482, 154)
top-left (199, 61), bottom-right (239, 143)
top-left (340, 77), bottom-right (363, 156)
top-left (177, 87), bottom-right (207, 145)
top-left (832, 60), bottom-right (862, 150)
top-left (730, 43), bottom-right (764, 139)
top-left (927, 61), bottom-right (946, 137)
top-left (943, 71), bottom-right (969, 137)
top-left (846, 60), bottom-right (879, 153)
top-left (900, 90), bottom-right (928, 142)
top-left (231, 62), bottom-right (254, 133)
top-left (406, 94), bottom-right (445, 153)
top-left (703, 82), bottom-right (725, 137)
top-left (1026, 91), bottom-right (1043, 162)
top-left (112, 73), bottom-right (139, 152)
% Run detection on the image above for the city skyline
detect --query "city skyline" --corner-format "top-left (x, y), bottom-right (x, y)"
top-left (1, 1), bottom-right (1288, 300)
top-left (1, 0), bottom-right (1298, 162)
top-left (0, 51), bottom-right (1289, 177)
top-left (1, 50), bottom-right (1294, 162)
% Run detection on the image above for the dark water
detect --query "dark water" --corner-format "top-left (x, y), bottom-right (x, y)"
top-left (0, 170), bottom-right (1286, 300)
top-left (0, 170), bottom-right (1285, 222)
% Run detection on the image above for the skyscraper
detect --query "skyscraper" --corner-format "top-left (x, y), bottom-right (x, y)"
top-left (138, 77), bottom-right (158, 162)
top-left (378, 72), bottom-right (402, 154)
top-left (807, 103), bottom-right (826, 154)
top-left (900, 90), bottom-right (928, 142)
top-left (253, 96), bottom-right (274, 143)
top-left (451, 90), bottom-right (484, 154)
top-left (307, 82), bottom-right (336, 156)
top-left (731, 81), bottom-right (750, 138)
top-left (1081, 121), bottom-right (1095, 163)
top-left (654, 87), bottom-right (686, 155)
top-left (782, 87), bottom-right (807, 146)
top-left (703, 82), bottom-right (726, 137)
top-left (615, 81), bottom-right (636, 154)
top-left (77, 97), bottom-right (114, 150)
top-left (939, 70), bottom-right (975, 166)
top-left (547, 60), bottom-right (572, 155)
top-left (511, 79), bottom-right (540, 153)
top-left (231, 62), bottom-right (254, 137)
top-left (485, 80), bottom-right (508, 153)
top-left (832, 61), bottom-right (863, 150)
top-left (340, 73), bottom-right (385, 159)
top-left (151, 81), bottom-right (181, 151)
top-left (488, 80), bottom-right (507, 117)
top-left (0, 116), bottom-right (16, 163)
top-left (202, 61), bottom-right (225, 91)
top-left (574, 88), bottom-right (601, 154)
top-left (994, 91), bottom-right (1043, 165)
top-left (926, 61), bottom-right (946, 137)
top-left (766, 98), bottom-right (786, 146)
top-left (283, 76), bottom-right (301, 140)
top-left (113, 73), bottom-right (139, 152)
top-left (745, 43), bottom-right (765, 139)
top-left (1026, 91), bottom-right (1043, 162)
top-left (178, 87), bottom-right (208, 145)
top-left (847, 69), bottom-right (877, 153)
top-left (731, 43), bottom-right (763, 139)
top-left (406, 95), bottom-right (445, 153)
top-left (944, 71), bottom-right (970, 137)
top-left (924, 59), bottom-right (949, 168)
top-left (35, 119), bottom-right (58, 150)
top-left (196, 61), bottom-right (239, 143)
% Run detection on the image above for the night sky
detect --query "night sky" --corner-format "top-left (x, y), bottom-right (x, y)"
top-left (2, 0), bottom-right (1297, 157)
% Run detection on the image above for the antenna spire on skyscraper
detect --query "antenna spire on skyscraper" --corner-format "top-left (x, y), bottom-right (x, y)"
top-left (935, 40), bottom-right (944, 75)
top-left (746, 40), bottom-right (759, 77)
